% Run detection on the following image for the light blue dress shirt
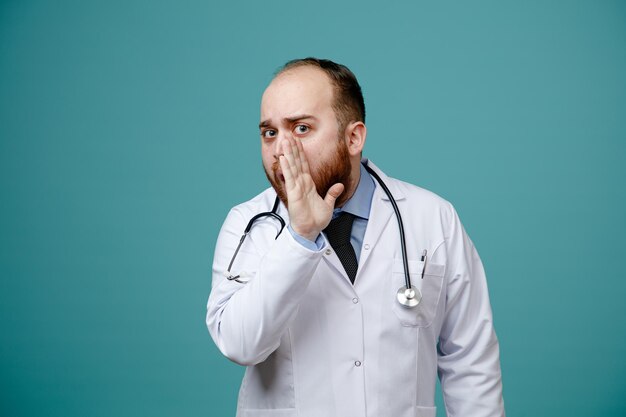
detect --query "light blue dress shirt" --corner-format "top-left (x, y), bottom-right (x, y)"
top-left (289, 163), bottom-right (376, 262)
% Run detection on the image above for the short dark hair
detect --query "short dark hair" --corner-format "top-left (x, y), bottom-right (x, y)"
top-left (277, 57), bottom-right (366, 129)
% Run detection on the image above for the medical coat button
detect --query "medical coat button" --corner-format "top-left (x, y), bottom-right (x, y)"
top-left (364, 244), bottom-right (370, 250)
top-left (352, 298), bottom-right (359, 304)
top-left (325, 249), bottom-right (332, 255)
top-left (354, 361), bottom-right (362, 367)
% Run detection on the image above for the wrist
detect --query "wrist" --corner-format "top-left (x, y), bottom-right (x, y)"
top-left (291, 224), bottom-right (321, 242)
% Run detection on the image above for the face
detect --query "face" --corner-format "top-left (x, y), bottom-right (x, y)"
top-left (259, 66), bottom-right (352, 206)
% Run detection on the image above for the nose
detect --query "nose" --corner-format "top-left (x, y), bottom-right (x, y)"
top-left (272, 129), bottom-right (293, 158)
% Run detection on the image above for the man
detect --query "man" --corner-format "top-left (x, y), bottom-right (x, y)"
top-left (207, 58), bottom-right (505, 417)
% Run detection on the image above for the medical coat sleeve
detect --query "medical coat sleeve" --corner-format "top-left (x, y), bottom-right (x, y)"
top-left (437, 203), bottom-right (505, 417)
top-left (206, 207), bottom-right (326, 366)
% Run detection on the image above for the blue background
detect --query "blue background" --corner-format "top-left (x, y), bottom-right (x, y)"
top-left (1, 1), bottom-right (625, 416)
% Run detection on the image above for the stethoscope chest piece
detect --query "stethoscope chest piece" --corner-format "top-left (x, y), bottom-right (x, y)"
top-left (397, 286), bottom-right (421, 308)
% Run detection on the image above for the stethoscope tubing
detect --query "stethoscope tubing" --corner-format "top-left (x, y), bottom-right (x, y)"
top-left (362, 163), bottom-right (412, 291)
top-left (226, 162), bottom-right (414, 297)
top-left (226, 196), bottom-right (285, 282)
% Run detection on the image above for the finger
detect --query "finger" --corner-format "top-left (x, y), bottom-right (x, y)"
top-left (295, 137), bottom-right (310, 175)
top-left (279, 154), bottom-right (294, 188)
top-left (324, 183), bottom-right (345, 207)
top-left (281, 138), bottom-right (298, 179)
top-left (290, 137), bottom-right (303, 174)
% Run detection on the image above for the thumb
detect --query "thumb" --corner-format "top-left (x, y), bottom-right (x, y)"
top-left (324, 183), bottom-right (345, 207)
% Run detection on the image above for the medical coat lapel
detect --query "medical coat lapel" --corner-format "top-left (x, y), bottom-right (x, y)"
top-left (358, 161), bottom-right (406, 277)
top-left (320, 238), bottom-right (354, 286)
top-left (321, 160), bottom-right (406, 287)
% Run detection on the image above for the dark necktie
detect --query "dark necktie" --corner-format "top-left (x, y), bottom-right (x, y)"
top-left (323, 212), bottom-right (358, 283)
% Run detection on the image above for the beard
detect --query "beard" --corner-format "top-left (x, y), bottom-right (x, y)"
top-left (264, 139), bottom-right (352, 208)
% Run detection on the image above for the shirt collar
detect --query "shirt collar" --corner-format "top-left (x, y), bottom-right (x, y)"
top-left (333, 163), bottom-right (375, 220)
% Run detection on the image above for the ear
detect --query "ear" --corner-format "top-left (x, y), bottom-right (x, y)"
top-left (344, 121), bottom-right (367, 156)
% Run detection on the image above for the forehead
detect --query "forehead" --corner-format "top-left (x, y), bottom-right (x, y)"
top-left (261, 66), bottom-right (335, 119)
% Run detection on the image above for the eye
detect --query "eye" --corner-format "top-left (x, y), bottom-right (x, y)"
top-left (261, 129), bottom-right (277, 139)
top-left (294, 124), bottom-right (309, 135)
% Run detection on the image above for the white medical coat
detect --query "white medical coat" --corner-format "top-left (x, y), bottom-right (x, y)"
top-left (207, 160), bottom-right (504, 417)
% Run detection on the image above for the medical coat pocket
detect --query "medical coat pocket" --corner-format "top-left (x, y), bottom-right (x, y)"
top-left (391, 259), bottom-right (445, 327)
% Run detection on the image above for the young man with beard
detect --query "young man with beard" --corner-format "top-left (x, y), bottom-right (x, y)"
top-left (206, 58), bottom-right (505, 417)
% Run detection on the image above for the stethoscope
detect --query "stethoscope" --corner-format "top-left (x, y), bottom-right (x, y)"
top-left (225, 162), bottom-right (424, 309)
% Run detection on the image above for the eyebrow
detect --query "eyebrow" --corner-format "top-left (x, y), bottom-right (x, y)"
top-left (259, 114), bottom-right (318, 130)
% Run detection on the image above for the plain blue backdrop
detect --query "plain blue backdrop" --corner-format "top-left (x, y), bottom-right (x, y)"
top-left (1, 1), bottom-right (625, 416)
